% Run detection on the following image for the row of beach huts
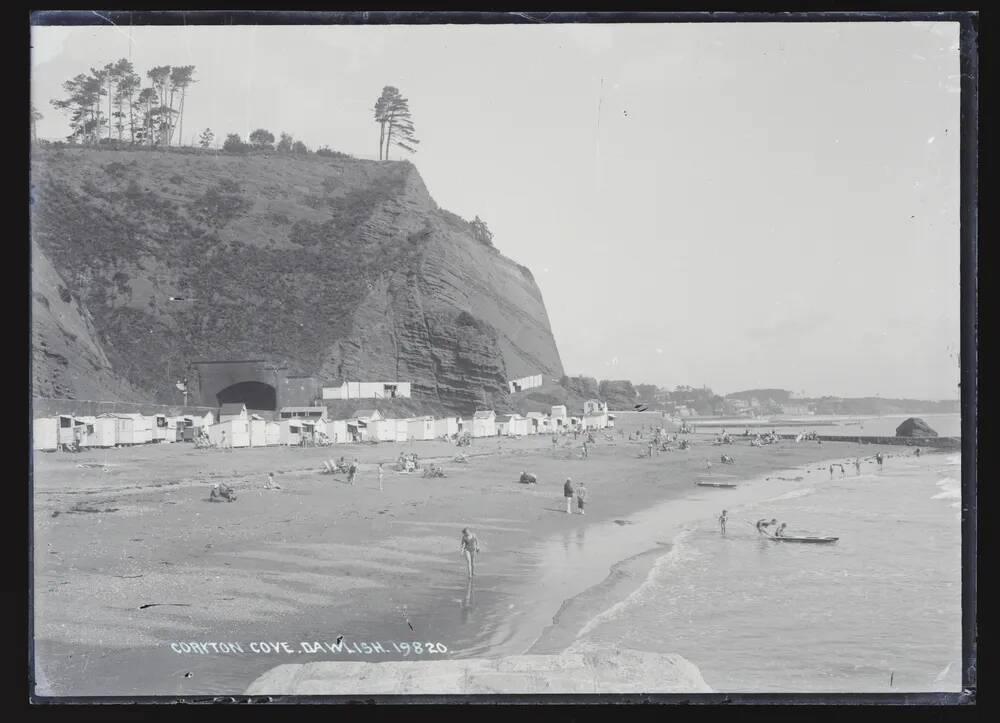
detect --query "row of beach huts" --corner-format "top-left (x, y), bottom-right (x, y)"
top-left (32, 400), bottom-right (614, 452)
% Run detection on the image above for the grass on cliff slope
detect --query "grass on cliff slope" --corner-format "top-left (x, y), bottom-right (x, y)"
top-left (30, 148), bottom-right (426, 402)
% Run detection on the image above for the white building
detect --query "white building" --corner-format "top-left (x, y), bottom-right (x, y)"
top-left (278, 406), bottom-right (327, 420)
top-left (507, 373), bottom-right (543, 394)
top-left (322, 381), bottom-right (412, 400)
top-left (472, 410), bottom-right (497, 438)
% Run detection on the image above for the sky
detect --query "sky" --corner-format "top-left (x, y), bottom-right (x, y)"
top-left (30, 20), bottom-right (963, 399)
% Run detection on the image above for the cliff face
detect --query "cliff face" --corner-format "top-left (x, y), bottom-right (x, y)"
top-left (31, 240), bottom-right (143, 403)
top-left (29, 148), bottom-right (564, 413)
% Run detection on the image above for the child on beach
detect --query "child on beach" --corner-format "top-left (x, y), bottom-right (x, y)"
top-left (264, 472), bottom-right (281, 490)
top-left (719, 510), bottom-right (728, 535)
top-left (564, 478), bottom-right (575, 514)
top-left (756, 518), bottom-right (778, 535)
top-left (855, 458), bottom-right (862, 475)
top-left (775, 522), bottom-right (788, 538)
top-left (876, 452), bottom-right (884, 470)
top-left (576, 482), bottom-right (587, 515)
top-left (377, 463), bottom-right (384, 491)
top-left (460, 527), bottom-right (480, 578)
top-left (348, 459), bottom-right (359, 485)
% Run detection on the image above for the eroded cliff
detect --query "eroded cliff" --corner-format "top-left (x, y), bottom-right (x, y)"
top-left (30, 147), bottom-right (563, 413)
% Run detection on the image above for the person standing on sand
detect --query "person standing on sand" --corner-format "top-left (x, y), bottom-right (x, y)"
top-left (377, 463), bottom-right (384, 491)
top-left (576, 481), bottom-right (587, 515)
top-left (876, 452), bottom-right (884, 470)
top-left (348, 458), bottom-right (359, 485)
top-left (581, 440), bottom-right (589, 459)
top-left (220, 429), bottom-right (227, 450)
top-left (719, 510), bottom-right (728, 535)
top-left (829, 464), bottom-right (834, 479)
top-left (460, 527), bottom-right (480, 578)
top-left (564, 477), bottom-right (575, 514)
top-left (855, 458), bottom-right (862, 476)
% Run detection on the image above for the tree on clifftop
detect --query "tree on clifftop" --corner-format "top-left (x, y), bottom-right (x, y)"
top-left (198, 128), bottom-right (214, 149)
top-left (249, 128), bottom-right (275, 150)
top-left (374, 85), bottom-right (419, 160)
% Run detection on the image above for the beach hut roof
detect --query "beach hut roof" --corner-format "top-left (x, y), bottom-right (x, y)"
top-left (353, 409), bottom-right (379, 419)
top-left (474, 410), bottom-right (496, 419)
top-left (496, 414), bottom-right (512, 423)
top-left (219, 402), bottom-right (247, 415)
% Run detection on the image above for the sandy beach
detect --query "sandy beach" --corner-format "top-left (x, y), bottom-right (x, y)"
top-left (32, 429), bottom-right (904, 696)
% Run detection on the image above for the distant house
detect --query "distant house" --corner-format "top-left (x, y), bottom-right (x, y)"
top-left (353, 409), bottom-right (384, 424)
top-left (582, 399), bottom-right (610, 429)
top-left (472, 410), bottom-right (497, 438)
top-left (219, 403), bottom-right (248, 423)
top-left (279, 406), bottom-right (326, 420)
top-left (322, 381), bottom-right (412, 400)
top-left (507, 374), bottom-right (543, 394)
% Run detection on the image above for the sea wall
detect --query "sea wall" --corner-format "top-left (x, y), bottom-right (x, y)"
top-left (244, 649), bottom-right (712, 695)
top-left (778, 434), bottom-right (961, 450)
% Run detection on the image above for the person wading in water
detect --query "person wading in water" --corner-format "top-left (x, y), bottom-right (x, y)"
top-left (460, 527), bottom-right (480, 578)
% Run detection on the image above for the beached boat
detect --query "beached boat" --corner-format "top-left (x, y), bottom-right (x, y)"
top-left (766, 535), bottom-right (838, 544)
top-left (696, 481), bottom-right (738, 488)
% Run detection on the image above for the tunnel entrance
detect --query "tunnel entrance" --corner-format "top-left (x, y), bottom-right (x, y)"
top-left (216, 381), bottom-right (277, 411)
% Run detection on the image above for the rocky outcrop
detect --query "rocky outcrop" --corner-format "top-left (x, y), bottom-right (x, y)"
top-left (30, 149), bottom-right (564, 413)
top-left (244, 649), bottom-right (712, 695)
top-left (896, 417), bottom-right (939, 437)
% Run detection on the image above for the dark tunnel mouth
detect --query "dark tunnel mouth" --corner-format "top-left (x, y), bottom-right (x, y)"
top-left (216, 381), bottom-right (277, 411)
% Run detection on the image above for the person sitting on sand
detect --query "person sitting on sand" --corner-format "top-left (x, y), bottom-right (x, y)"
top-left (519, 471), bottom-right (537, 485)
top-left (264, 472), bottom-right (281, 490)
top-left (576, 481), bottom-right (587, 515)
top-left (564, 478), bottom-right (575, 514)
top-left (460, 527), bottom-right (480, 578)
top-left (915, 448), bottom-right (921, 457)
top-left (774, 522), bottom-right (788, 538)
top-left (719, 510), bottom-right (728, 535)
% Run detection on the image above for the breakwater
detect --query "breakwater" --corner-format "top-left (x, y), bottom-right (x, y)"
top-left (778, 434), bottom-right (960, 450)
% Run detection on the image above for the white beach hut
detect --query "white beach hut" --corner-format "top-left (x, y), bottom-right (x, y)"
top-left (208, 419), bottom-right (250, 448)
top-left (434, 417), bottom-right (459, 439)
top-left (279, 419), bottom-right (303, 446)
top-left (472, 410), bottom-right (497, 438)
top-left (407, 416), bottom-right (436, 441)
top-left (33, 417), bottom-right (59, 451)
top-left (265, 420), bottom-right (281, 446)
top-left (249, 415), bottom-right (267, 447)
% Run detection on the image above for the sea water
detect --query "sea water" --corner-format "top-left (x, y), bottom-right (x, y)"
top-left (568, 451), bottom-right (964, 693)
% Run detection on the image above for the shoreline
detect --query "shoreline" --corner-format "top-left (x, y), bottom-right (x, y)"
top-left (32, 434), bottom-right (932, 696)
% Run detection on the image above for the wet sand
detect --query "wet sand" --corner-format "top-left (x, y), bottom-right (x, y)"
top-left (32, 430), bottom-right (893, 696)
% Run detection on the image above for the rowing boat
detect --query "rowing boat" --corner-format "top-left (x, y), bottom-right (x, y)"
top-left (697, 481), bottom-right (738, 488)
top-left (766, 535), bottom-right (838, 544)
